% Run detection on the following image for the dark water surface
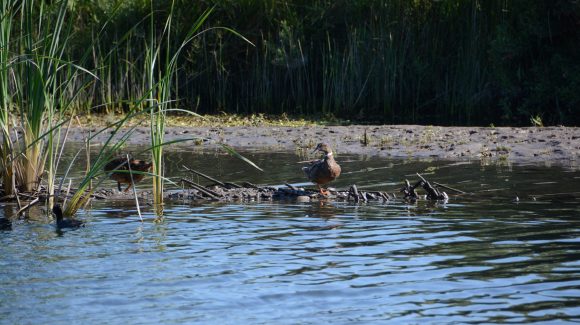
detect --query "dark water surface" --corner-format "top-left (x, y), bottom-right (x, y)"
top-left (1, 149), bottom-right (580, 324)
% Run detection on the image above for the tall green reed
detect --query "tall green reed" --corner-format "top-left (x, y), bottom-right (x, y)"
top-left (142, 2), bottom-right (254, 217)
top-left (0, 0), bottom-right (96, 210)
top-left (142, 2), bottom-right (212, 216)
top-left (0, 0), bottom-right (15, 196)
top-left (10, 0), bottom-right (75, 202)
top-left (33, 1), bottom-right (257, 219)
top-left (9, 0), bottom-right (575, 125)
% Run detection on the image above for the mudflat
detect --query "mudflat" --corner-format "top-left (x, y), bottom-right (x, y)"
top-left (69, 125), bottom-right (580, 165)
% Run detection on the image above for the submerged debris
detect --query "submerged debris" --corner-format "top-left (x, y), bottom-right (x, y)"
top-left (165, 168), bottom-right (448, 204)
top-left (401, 173), bottom-right (449, 201)
top-left (0, 167), bottom-right (456, 211)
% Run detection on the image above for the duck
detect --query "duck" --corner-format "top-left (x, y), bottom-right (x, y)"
top-left (104, 157), bottom-right (152, 192)
top-left (52, 204), bottom-right (84, 229)
top-left (302, 143), bottom-right (341, 195)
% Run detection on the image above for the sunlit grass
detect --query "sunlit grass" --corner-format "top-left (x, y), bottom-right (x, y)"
top-left (75, 113), bottom-right (327, 128)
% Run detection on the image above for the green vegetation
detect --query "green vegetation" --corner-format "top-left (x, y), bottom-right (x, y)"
top-left (0, 0), bottom-right (94, 204)
top-left (3, 1), bottom-right (578, 127)
top-left (0, 0), bottom-right (260, 219)
top-left (64, 112), bottom-right (145, 218)
top-left (143, 2), bottom-right (214, 216)
top-left (0, 0), bottom-right (578, 217)
top-left (77, 113), bottom-right (320, 127)
top-left (68, 0), bottom-right (578, 126)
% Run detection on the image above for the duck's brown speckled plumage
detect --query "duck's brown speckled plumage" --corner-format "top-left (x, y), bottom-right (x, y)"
top-left (302, 143), bottom-right (341, 195)
top-left (104, 157), bottom-right (152, 192)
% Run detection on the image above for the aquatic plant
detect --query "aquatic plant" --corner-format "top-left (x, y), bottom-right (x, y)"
top-left (141, 1), bottom-right (254, 217)
top-left (0, 0), bottom-right (262, 220)
top-left (61, 111), bottom-right (155, 218)
top-left (0, 0), bottom-right (95, 207)
top-left (142, 2), bottom-right (213, 216)
top-left (0, 0), bottom-right (15, 196)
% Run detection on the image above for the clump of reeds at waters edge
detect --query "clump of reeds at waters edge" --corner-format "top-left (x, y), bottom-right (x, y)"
top-left (0, 0), bottom-right (96, 209)
top-left (0, 0), bottom-right (261, 221)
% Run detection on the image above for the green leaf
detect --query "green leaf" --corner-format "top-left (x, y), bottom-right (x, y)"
top-left (219, 143), bottom-right (263, 172)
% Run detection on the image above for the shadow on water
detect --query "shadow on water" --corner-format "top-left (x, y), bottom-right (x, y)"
top-left (1, 148), bottom-right (580, 323)
top-left (0, 217), bottom-right (11, 231)
top-left (0, 204), bottom-right (18, 231)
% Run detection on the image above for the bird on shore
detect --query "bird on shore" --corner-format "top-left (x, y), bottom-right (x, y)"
top-left (52, 204), bottom-right (84, 229)
top-left (302, 143), bottom-right (341, 195)
top-left (104, 157), bottom-right (152, 192)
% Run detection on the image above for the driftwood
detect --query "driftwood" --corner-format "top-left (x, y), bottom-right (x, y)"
top-left (433, 181), bottom-right (466, 194)
top-left (171, 169), bottom-right (449, 204)
top-left (180, 178), bottom-right (221, 200)
top-left (349, 185), bottom-right (360, 203)
top-left (400, 173), bottom-right (449, 201)
top-left (183, 166), bottom-right (243, 189)
top-left (0, 168), bottom-right (457, 209)
top-left (16, 197), bottom-right (39, 216)
top-left (182, 165), bottom-right (226, 187)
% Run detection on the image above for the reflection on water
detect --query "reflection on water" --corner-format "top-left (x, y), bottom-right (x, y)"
top-left (1, 149), bottom-right (579, 323)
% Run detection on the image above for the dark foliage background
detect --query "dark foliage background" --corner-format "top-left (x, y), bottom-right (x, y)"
top-left (62, 0), bottom-right (580, 125)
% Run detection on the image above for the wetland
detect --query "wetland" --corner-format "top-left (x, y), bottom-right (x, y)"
top-left (1, 148), bottom-right (579, 324)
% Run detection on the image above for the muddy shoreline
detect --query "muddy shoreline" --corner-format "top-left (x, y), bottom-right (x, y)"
top-left (69, 125), bottom-right (580, 165)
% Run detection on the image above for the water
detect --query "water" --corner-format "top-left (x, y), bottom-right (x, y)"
top-left (1, 149), bottom-right (580, 324)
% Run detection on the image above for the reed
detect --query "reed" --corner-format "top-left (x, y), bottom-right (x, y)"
top-left (0, 0), bottom-right (15, 196)
top-left (58, 105), bottom-right (192, 219)
top-left (1, 0), bottom-right (95, 203)
top-left (61, 111), bottom-right (149, 218)
top-left (2, 0), bottom-right (574, 126)
top-left (0, 0), bottom-right (266, 221)
top-left (141, 2), bottom-right (215, 217)
top-left (140, 2), bottom-right (255, 217)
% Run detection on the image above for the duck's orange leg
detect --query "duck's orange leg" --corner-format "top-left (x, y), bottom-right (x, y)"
top-left (317, 185), bottom-right (330, 196)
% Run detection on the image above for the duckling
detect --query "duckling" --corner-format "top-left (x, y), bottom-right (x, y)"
top-left (302, 143), bottom-right (341, 195)
top-left (104, 157), bottom-right (152, 192)
top-left (52, 204), bottom-right (84, 229)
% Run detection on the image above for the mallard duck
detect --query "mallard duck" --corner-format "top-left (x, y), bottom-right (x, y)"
top-left (104, 157), bottom-right (152, 192)
top-left (302, 143), bottom-right (341, 195)
top-left (52, 204), bottom-right (84, 229)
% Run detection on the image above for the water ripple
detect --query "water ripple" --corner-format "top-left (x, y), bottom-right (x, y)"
top-left (1, 156), bottom-right (580, 324)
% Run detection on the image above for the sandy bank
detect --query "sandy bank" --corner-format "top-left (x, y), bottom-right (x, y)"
top-left (68, 125), bottom-right (580, 165)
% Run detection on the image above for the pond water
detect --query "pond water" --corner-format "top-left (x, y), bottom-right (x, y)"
top-left (1, 148), bottom-right (580, 324)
